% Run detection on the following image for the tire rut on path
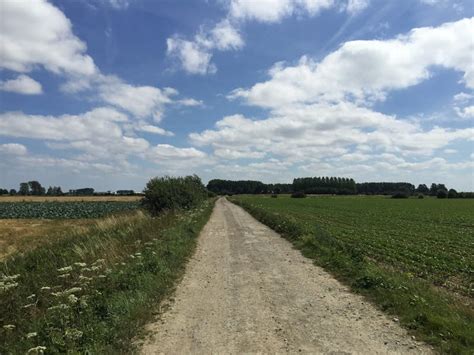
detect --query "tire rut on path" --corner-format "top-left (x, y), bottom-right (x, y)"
top-left (139, 198), bottom-right (431, 354)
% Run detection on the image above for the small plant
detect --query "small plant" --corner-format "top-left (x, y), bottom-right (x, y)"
top-left (271, 194), bottom-right (278, 198)
top-left (391, 192), bottom-right (408, 199)
top-left (418, 194), bottom-right (424, 199)
top-left (291, 191), bottom-right (306, 198)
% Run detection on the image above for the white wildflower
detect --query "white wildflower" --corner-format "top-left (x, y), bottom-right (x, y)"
top-left (74, 262), bottom-right (87, 268)
top-left (2, 274), bottom-right (20, 281)
top-left (81, 267), bottom-right (92, 272)
top-left (48, 303), bottom-right (69, 311)
top-left (79, 275), bottom-right (93, 282)
top-left (3, 324), bottom-right (15, 330)
top-left (27, 346), bottom-right (46, 354)
top-left (23, 303), bottom-right (35, 309)
top-left (40, 287), bottom-right (51, 291)
top-left (91, 266), bottom-right (100, 271)
top-left (58, 273), bottom-right (70, 279)
top-left (68, 294), bottom-right (79, 304)
top-left (57, 266), bottom-right (73, 273)
top-left (65, 328), bottom-right (83, 340)
top-left (26, 332), bottom-right (38, 338)
top-left (27, 294), bottom-right (36, 300)
top-left (64, 287), bottom-right (82, 295)
top-left (98, 275), bottom-right (106, 279)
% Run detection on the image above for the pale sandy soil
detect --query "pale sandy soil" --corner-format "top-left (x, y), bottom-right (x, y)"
top-left (139, 198), bottom-right (431, 354)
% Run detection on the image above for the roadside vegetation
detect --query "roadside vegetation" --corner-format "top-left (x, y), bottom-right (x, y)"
top-left (231, 195), bottom-right (474, 354)
top-left (1, 175), bottom-right (214, 353)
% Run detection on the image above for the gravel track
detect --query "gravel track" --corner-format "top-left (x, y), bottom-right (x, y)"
top-left (140, 198), bottom-right (431, 354)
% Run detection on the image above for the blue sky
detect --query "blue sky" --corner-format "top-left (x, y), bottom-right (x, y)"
top-left (0, 0), bottom-right (473, 191)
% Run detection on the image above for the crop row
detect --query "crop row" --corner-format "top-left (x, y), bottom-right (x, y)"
top-left (0, 201), bottom-right (140, 219)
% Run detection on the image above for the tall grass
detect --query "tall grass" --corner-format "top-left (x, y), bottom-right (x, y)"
top-left (0, 200), bottom-right (215, 353)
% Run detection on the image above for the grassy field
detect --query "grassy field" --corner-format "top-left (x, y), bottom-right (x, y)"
top-left (0, 219), bottom-right (93, 260)
top-left (0, 199), bottom-right (215, 353)
top-left (231, 195), bottom-right (474, 353)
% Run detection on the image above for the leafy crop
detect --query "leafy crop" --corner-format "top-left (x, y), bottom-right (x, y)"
top-left (0, 201), bottom-right (140, 219)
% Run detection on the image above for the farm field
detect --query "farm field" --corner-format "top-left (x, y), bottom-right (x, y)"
top-left (231, 195), bottom-right (474, 352)
top-left (233, 195), bottom-right (474, 296)
top-left (0, 201), bottom-right (140, 219)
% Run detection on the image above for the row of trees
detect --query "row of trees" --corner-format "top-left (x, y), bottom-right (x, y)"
top-left (0, 181), bottom-right (135, 196)
top-left (293, 177), bottom-right (357, 194)
top-left (206, 177), bottom-right (473, 197)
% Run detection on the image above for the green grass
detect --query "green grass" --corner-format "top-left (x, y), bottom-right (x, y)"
top-left (231, 195), bottom-right (474, 354)
top-left (0, 201), bottom-right (140, 219)
top-left (0, 199), bottom-right (215, 354)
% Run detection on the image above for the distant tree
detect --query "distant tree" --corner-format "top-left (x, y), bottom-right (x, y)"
top-left (437, 189), bottom-right (448, 199)
top-left (9, 189), bottom-right (17, 195)
top-left (448, 189), bottom-right (458, 198)
top-left (19, 182), bottom-right (29, 195)
top-left (55, 186), bottom-right (63, 195)
top-left (0, 188), bottom-right (8, 195)
top-left (28, 181), bottom-right (45, 195)
top-left (416, 184), bottom-right (430, 194)
top-left (46, 186), bottom-right (54, 195)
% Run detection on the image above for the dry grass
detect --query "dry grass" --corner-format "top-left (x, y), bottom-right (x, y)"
top-left (0, 219), bottom-right (94, 260)
top-left (0, 195), bottom-right (142, 202)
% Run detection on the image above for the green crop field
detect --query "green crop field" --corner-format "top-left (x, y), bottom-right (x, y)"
top-left (231, 195), bottom-right (474, 353)
top-left (233, 195), bottom-right (474, 296)
top-left (0, 201), bottom-right (140, 219)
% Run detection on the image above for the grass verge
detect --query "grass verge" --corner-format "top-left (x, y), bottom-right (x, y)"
top-left (230, 197), bottom-right (474, 354)
top-left (0, 199), bottom-right (215, 354)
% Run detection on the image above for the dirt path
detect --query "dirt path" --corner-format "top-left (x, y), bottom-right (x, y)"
top-left (140, 198), bottom-right (430, 354)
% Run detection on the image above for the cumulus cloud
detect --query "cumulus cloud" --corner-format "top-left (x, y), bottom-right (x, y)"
top-left (0, 75), bottom-right (43, 95)
top-left (0, 143), bottom-right (28, 156)
top-left (166, 0), bottom-right (369, 74)
top-left (135, 124), bottom-right (174, 136)
top-left (0, 0), bottom-right (96, 76)
top-left (230, 18), bottom-right (474, 108)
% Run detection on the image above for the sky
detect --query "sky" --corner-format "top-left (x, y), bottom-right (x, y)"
top-left (0, 0), bottom-right (473, 192)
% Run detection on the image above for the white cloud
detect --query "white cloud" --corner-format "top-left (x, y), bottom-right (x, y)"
top-left (178, 98), bottom-right (204, 107)
top-left (166, 0), bottom-right (370, 74)
top-left (0, 75), bottom-right (43, 95)
top-left (229, 0), bottom-right (335, 23)
top-left (230, 18), bottom-right (474, 108)
top-left (103, 0), bottom-right (131, 9)
top-left (0, 143), bottom-right (28, 156)
top-left (455, 105), bottom-right (474, 119)
top-left (135, 124), bottom-right (174, 136)
top-left (97, 75), bottom-right (176, 118)
top-left (345, 0), bottom-right (370, 14)
top-left (0, 0), bottom-right (96, 76)
top-left (167, 37), bottom-right (216, 75)
top-left (149, 144), bottom-right (207, 160)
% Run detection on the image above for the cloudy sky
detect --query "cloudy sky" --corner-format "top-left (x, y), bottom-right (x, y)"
top-left (0, 0), bottom-right (473, 191)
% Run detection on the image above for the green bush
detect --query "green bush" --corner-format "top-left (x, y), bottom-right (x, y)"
top-left (391, 192), bottom-right (409, 199)
top-left (291, 191), bottom-right (306, 198)
top-left (437, 190), bottom-right (448, 199)
top-left (141, 175), bottom-right (208, 216)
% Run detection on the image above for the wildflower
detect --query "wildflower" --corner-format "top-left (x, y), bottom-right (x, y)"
top-left (27, 294), bottom-right (36, 300)
top-left (26, 332), bottom-right (38, 338)
top-left (57, 266), bottom-right (73, 273)
top-left (48, 304), bottom-right (69, 311)
top-left (40, 287), bottom-right (51, 291)
top-left (105, 268), bottom-right (112, 274)
top-left (58, 273), bottom-right (70, 279)
top-left (27, 346), bottom-right (46, 354)
top-left (79, 275), bottom-right (93, 282)
top-left (120, 262), bottom-right (126, 266)
top-left (22, 303), bottom-right (35, 309)
top-left (93, 259), bottom-right (105, 265)
top-left (2, 274), bottom-right (20, 281)
top-left (3, 324), bottom-right (15, 330)
top-left (65, 328), bottom-right (83, 340)
top-left (64, 287), bottom-right (82, 295)
top-left (80, 296), bottom-right (89, 308)
top-left (68, 294), bottom-right (79, 304)
top-left (91, 266), bottom-right (101, 271)
top-left (0, 282), bottom-right (18, 292)
top-left (98, 274), bottom-right (106, 279)
top-left (81, 267), bottom-right (92, 272)
top-left (74, 262), bottom-right (87, 268)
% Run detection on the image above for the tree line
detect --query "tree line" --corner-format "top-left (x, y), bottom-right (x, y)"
top-left (207, 177), bottom-right (473, 198)
top-left (0, 181), bottom-right (137, 196)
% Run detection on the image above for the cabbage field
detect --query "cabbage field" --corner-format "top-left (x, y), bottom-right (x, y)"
top-left (0, 201), bottom-right (140, 219)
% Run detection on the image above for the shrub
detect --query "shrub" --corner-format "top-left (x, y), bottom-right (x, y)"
top-left (437, 190), bottom-right (448, 199)
top-left (271, 194), bottom-right (278, 198)
top-left (291, 191), bottom-right (306, 198)
top-left (448, 189), bottom-right (458, 198)
top-left (141, 175), bottom-right (208, 216)
top-left (418, 194), bottom-right (424, 199)
top-left (391, 192), bottom-right (409, 199)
